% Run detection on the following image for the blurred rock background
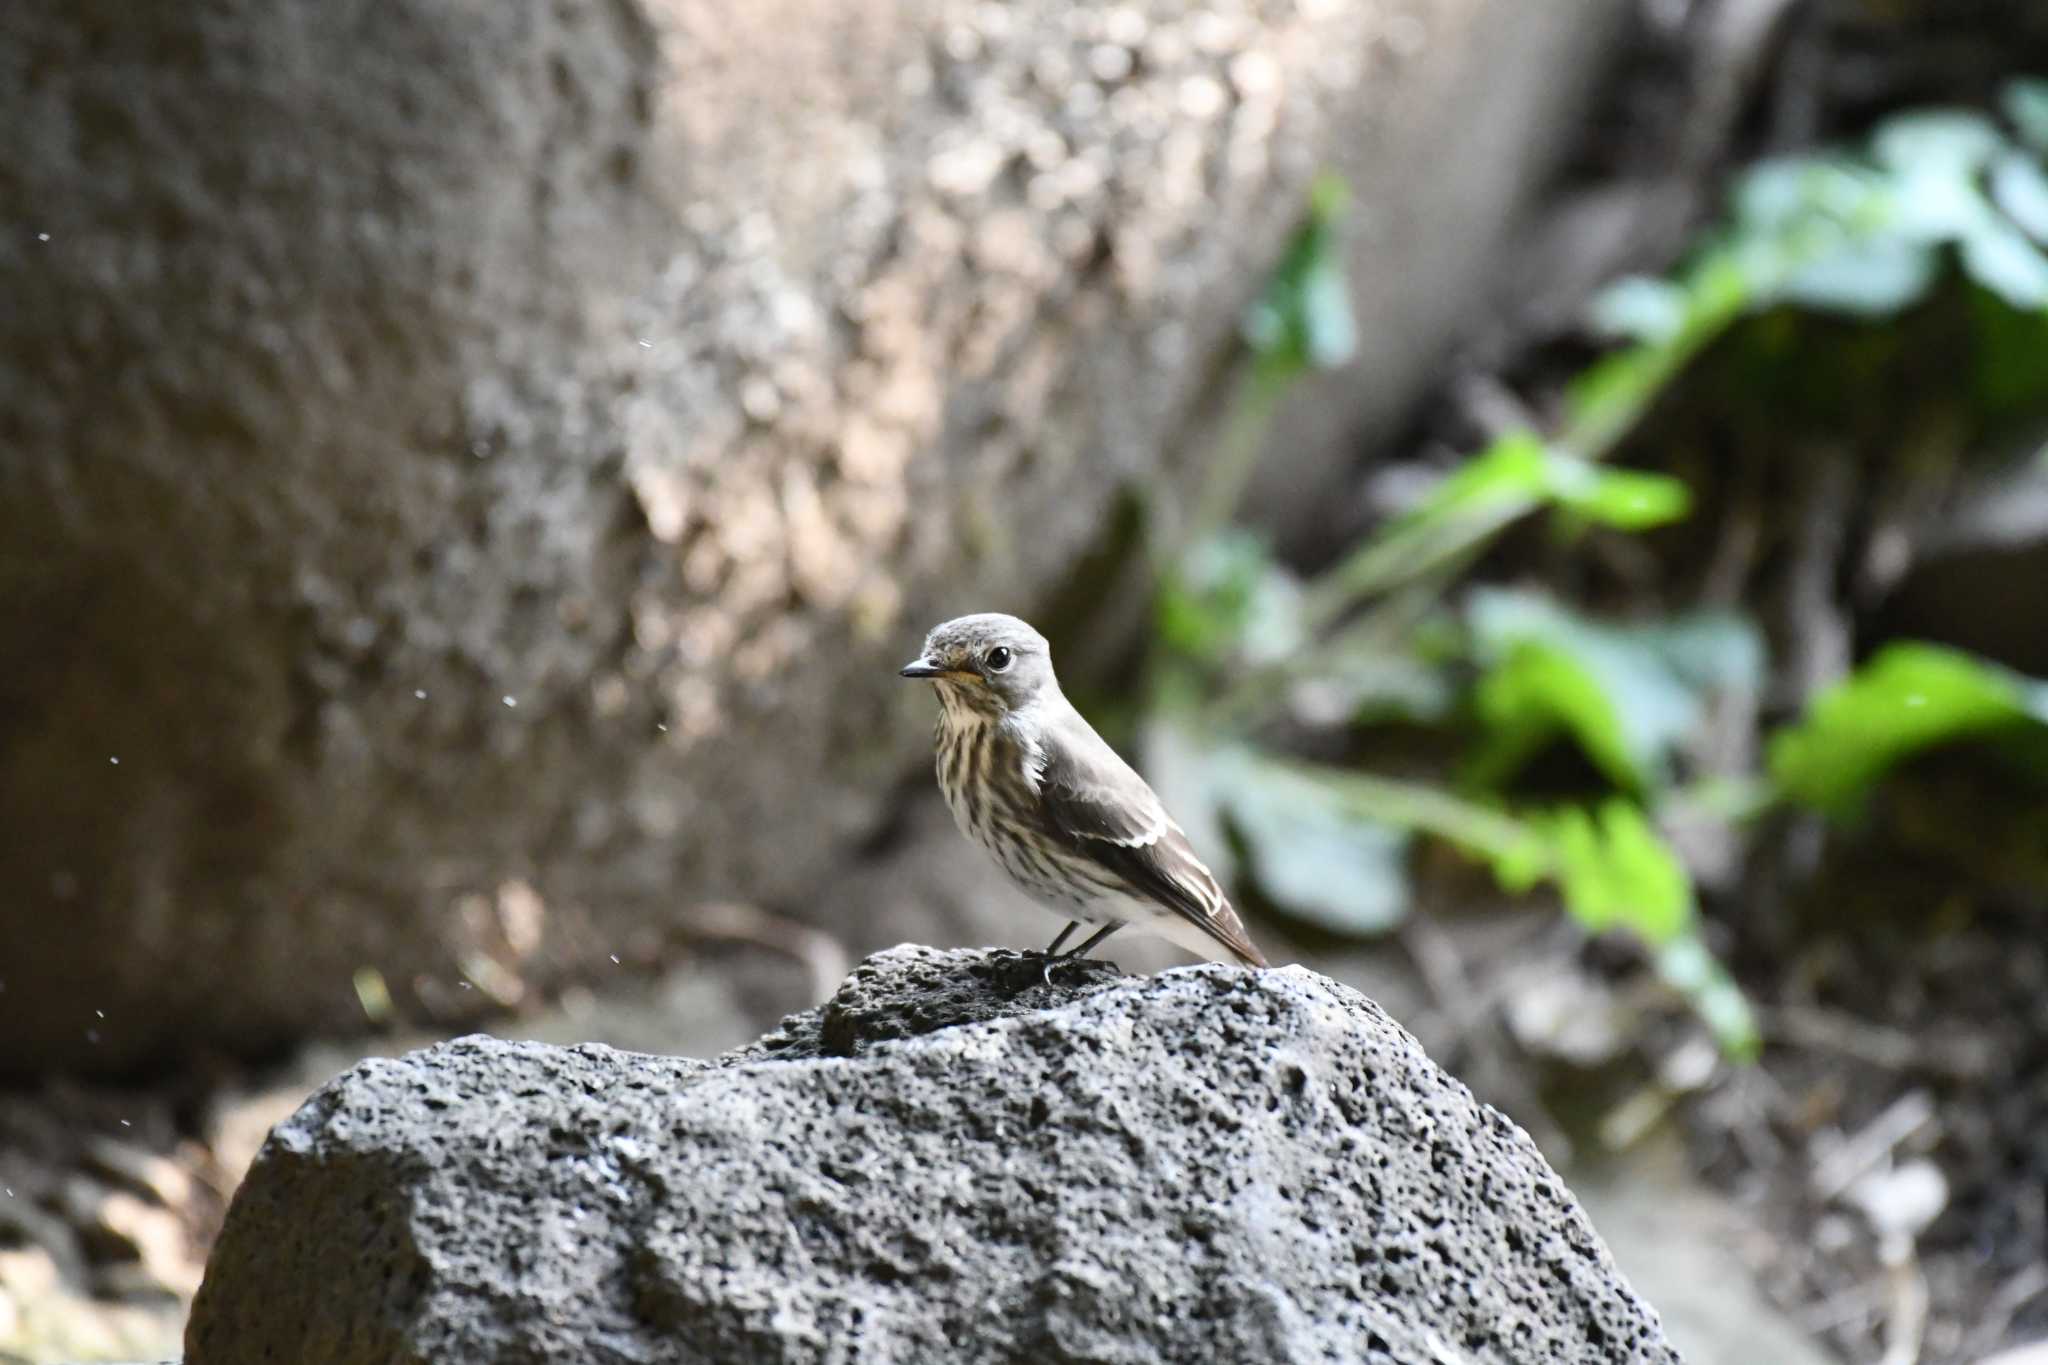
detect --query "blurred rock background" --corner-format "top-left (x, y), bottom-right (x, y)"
top-left (3, 1), bottom-right (2048, 1362)
top-left (0, 0), bottom-right (1618, 1072)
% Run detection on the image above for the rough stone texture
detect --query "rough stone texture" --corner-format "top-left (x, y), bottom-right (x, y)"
top-left (0, 0), bottom-right (1628, 1072)
top-left (186, 947), bottom-right (1680, 1364)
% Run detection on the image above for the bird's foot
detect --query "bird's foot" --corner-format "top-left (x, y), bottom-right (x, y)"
top-left (990, 949), bottom-right (1116, 994)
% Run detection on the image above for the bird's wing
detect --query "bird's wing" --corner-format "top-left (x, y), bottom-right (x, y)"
top-left (1035, 725), bottom-right (1267, 967)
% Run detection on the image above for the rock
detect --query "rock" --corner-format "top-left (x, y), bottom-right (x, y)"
top-left (0, 0), bottom-right (1630, 1072)
top-left (186, 947), bottom-right (1679, 1364)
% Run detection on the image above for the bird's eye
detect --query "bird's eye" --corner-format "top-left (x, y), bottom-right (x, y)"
top-left (985, 646), bottom-right (1013, 673)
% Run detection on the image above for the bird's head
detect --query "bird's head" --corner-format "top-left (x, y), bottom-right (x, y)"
top-left (899, 613), bottom-right (1055, 716)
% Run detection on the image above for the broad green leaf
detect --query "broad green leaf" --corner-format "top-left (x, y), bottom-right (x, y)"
top-left (1769, 643), bottom-right (2048, 817)
top-left (1991, 149), bottom-right (2048, 244)
top-left (2004, 78), bottom-right (2048, 154)
top-left (1475, 641), bottom-right (1641, 789)
top-left (1218, 753), bottom-right (1413, 936)
top-left (1467, 590), bottom-right (1765, 792)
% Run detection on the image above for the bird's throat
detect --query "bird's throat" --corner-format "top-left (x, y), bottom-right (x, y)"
top-left (936, 678), bottom-right (1003, 721)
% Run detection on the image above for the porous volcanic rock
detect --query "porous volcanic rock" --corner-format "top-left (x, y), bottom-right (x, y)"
top-left (187, 947), bottom-right (1679, 1364)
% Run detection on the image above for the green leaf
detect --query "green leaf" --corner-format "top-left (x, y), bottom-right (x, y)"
top-left (1409, 434), bottom-right (1691, 537)
top-left (1467, 590), bottom-right (1765, 793)
top-left (1778, 237), bottom-right (1942, 316)
top-left (1768, 643), bottom-right (2048, 817)
top-left (1156, 532), bottom-right (1303, 666)
top-left (1242, 172), bottom-right (1357, 376)
top-left (1474, 641), bottom-right (1641, 789)
top-left (1960, 218), bottom-right (2048, 309)
top-left (1217, 752), bottom-right (1413, 936)
top-left (1245, 753), bottom-right (1546, 879)
top-left (1409, 431), bottom-right (1550, 523)
top-left (1521, 800), bottom-right (1758, 1056)
top-left (1542, 453), bottom-right (1692, 529)
top-left (1873, 110), bottom-right (2003, 179)
top-left (1735, 156), bottom-right (1889, 233)
top-left (1991, 149), bottom-right (2048, 244)
top-left (1538, 799), bottom-right (1694, 944)
top-left (1241, 754), bottom-right (1757, 1057)
top-left (1587, 276), bottom-right (1691, 344)
top-left (2004, 78), bottom-right (2048, 154)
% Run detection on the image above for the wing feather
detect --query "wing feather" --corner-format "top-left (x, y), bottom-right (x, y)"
top-left (1034, 722), bottom-right (1267, 967)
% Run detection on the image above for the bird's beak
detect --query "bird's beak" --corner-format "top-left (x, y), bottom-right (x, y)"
top-left (899, 657), bottom-right (946, 679)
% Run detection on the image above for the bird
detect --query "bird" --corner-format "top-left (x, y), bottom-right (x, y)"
top-left (899, 612), bottom-right (1268, 969)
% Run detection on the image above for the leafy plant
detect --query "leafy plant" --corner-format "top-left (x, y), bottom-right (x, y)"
top-left (1142, 80), bottom-right (2048, 1064)
top-left (1465, 589), bottom-right (1764, 794)
top-left (1584, 83), bottom-right (2048, 402)
top-left (1178, 174), bottom-right (1357, 554)
top-left (1770, 643), bottom-right (2048, 818)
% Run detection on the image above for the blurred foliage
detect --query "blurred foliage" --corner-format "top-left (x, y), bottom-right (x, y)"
top-left (1770, 643), bottom-right (2048, 818)
top-left (1591, 89), bottom-right (2048, 337)
top-left (1146, 79), bottom-right (2048, 1062)
top-left (1465, 589), bottom-right (1763, 794)
top-left (1180, 175), bottom-right (1357, 554)
top-left (1241, 173), bottom-right (1358, 378)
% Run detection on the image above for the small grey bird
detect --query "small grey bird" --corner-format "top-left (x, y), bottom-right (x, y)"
top-left (900, 612), bottom-right (1267, 968)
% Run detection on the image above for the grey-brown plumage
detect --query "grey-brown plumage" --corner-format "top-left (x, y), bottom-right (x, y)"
top-left (900, 613), bottom-right (1267, 968)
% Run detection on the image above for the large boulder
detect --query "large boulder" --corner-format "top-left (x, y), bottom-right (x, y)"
top-left (186, 948), bottom-right (1679, 1363)
top-left (0, 0), bottom-right (1628, 1071)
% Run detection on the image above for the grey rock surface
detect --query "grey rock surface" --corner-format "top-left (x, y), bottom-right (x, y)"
top-left (186, 947), bottom-right (1679, 1364)
top-left (0, 0), bottom-right (1628, 1073)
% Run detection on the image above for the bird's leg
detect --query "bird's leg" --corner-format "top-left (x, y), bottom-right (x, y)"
top-left (1039, 923), bottom-right (1123, 984)
top-left (1058, 923), bottom-right (1121, 960)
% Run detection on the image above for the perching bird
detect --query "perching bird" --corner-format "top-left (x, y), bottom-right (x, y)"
top-left (899, 612), bottom-right (1267, 968)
